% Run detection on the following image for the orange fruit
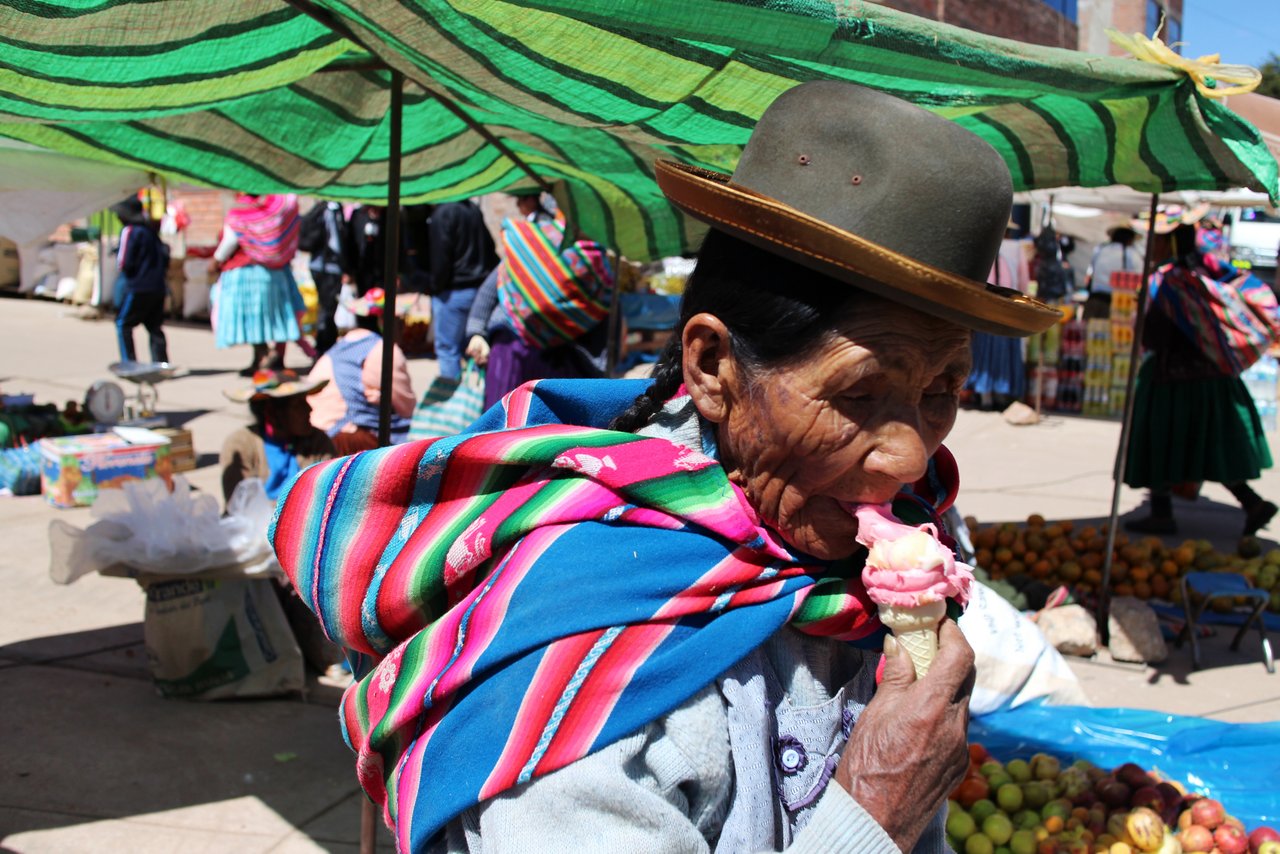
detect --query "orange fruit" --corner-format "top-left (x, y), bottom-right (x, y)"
top-left (995, 547), bottom-right (1014, 565)
top-left (1027, 513), bottom-right (1046, 528)
top-left (1115, 582), bottom-right (1135, 596)
top-left (1045, 815), bottom-right (1065, 834)
top-left (1129, 566), bottom-right (1151, 583)
top-left (1083, 568), bottom-right (1103, 585)
top-left (1133, 580), bottom-right (1152, 599)
top-left (1150, 575), bottom-right (1170, 598)
top-left (1160, 560), bottom-right (1179, 578)
top-left (1061, 520), bottom-right (1075, 533)
top-left (998, 530), bottom-right (1016, 548)
top-left (976, 548), bottom-right (994, 568)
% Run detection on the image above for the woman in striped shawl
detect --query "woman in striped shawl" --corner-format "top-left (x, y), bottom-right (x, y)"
top-left (272, 81), bottom-right (1062, 853)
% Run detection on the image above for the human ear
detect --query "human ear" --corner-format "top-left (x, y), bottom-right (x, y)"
top-left (682, 312), bottom-right (739, 424)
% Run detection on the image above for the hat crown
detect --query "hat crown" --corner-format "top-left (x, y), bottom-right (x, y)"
top-left (729, 81), bottom-right (1012, 283)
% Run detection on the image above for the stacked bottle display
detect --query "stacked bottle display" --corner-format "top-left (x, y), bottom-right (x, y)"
top-left (1106, 271), bottom-right (1142, 418)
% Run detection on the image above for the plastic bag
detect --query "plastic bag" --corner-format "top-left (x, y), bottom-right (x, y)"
top-left (49, 476), bottom-right (278, 584)
top-left (971, 703), bottom-right (1280, 827)
top-left (960, 581), bottom-right (1089, 715)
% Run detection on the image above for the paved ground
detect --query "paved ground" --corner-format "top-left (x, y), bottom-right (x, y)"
top-left (1, 295), bottom-right (1276, 852)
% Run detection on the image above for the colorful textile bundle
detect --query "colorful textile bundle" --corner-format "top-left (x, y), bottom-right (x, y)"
top-left (497, 212), bottom-right (613, 349)
top-left (1150, 260), bottom-right (1280, 376)
top-left (225, 193), bottom-right (300, 269)
top-left (271, 379), bottom-right (955, 851)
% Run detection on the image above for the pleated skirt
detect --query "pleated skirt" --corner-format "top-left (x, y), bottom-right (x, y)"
top-left (966, 332), bottom-right (1026, 398)
top-left (1124, 357), bottom-right (1273, 489)
top-left (214, 265), bottom-right (302, 348)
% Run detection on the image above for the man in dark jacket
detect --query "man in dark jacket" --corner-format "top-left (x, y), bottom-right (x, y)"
top-left (303, 201), bottom-right (352, 356)
top-left (428, 199), bottom-right (497, 380)
top-left (112, 196), bottom-right (169, 364)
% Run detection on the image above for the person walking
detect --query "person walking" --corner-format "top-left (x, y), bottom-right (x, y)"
top-left (111, 196), bottom-right (169, 364)
top-left (301, 201), bottom-right (352, 357)
top-left (209, 193), bottom-right (303, 375)
top-left (428, 199), bottom-right (497, 381)
top-left (1125, 210), bottom-right (1279, 536)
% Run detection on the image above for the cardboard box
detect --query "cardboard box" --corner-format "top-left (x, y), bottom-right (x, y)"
top-left (39, 431), bottom-right (171, 508)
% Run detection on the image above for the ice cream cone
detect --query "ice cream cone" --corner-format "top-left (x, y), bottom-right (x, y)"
top-left (877, 599), bottom-right (946, 679)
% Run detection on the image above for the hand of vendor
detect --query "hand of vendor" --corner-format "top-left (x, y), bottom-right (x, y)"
top-left (834, 619), bottom-right (975, 852)
top-left (206, 257), bottom-right (222, 276)
top-left (465, 334), bottom-right (491, 366)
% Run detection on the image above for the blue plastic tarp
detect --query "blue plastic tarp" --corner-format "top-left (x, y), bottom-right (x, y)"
top-left (970, 704), bottom-right (1280, 828)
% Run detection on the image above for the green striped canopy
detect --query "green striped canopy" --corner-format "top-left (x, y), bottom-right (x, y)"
top-left (2, 0), bottom-right (1277, 260)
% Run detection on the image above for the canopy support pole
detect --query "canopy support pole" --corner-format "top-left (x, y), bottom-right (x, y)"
top-left (377, 70), bottom-right (404, 450)
top-left (1097, 192), bottom-right (1160, 646)
top-left (282, 0), bottom-right (552, 196)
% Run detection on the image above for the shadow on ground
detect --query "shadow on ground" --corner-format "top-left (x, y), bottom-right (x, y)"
top-left (0, 624), bottom-right (371, 850)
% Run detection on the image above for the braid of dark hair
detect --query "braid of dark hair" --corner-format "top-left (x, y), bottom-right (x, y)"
top-left (608, 333), bottom-right (685, 433)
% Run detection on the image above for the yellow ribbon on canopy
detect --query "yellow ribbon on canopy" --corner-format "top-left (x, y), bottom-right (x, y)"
top-left (1106, 29), bottom-right (1262, 99)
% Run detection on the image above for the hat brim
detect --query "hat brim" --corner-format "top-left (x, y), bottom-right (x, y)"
top-left (655, 160), bottom-right (1062, 337)
top-left (1130, 203), bottom-right (1210, 235)
top-left (223, 377), bottom-right (328, 403)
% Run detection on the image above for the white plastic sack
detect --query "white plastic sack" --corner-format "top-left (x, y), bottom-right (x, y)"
top-left (49, 476), bottom-right (278, 584)
top-left (959, 581), bottom-right (1090, 715)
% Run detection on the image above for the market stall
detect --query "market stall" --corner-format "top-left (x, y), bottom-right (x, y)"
top-left (5, 2), bottom-right (1280, 851)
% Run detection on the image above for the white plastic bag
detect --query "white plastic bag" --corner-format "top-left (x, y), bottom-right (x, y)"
top-left (49, 477), bottom-right (278, 584)
top-left (959, 581), bottom-right (1090, 715)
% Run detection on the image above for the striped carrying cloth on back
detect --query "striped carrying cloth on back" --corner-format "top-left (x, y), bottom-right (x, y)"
top-left (497, 211), bottom-right (613, 349)
top-left (270, 378), bottom-right (956, 851)
top-left (225, 193), bottom-right (300, 269)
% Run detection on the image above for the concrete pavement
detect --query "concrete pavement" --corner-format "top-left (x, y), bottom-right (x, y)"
top-left (0, 295), bottom-right (1276, 852)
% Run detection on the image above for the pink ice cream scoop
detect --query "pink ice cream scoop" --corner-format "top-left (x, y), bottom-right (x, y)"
top-left (853, 503), bottom-right (973, 607)
top-left (849, 503), bottom-right (974, 678)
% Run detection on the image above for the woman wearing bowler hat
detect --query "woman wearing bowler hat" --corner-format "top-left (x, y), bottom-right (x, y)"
top-left (271, 81), bottom-right (1060, 853)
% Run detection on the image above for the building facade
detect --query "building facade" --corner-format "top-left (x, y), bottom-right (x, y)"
top-left (873, 0), bottom-right (1080, 49)
top-left (1078, 0), bottom-right (1183, 57)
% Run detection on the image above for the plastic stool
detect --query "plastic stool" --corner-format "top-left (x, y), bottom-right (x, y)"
top-left (1176, 572), bottom-right (1274, 673)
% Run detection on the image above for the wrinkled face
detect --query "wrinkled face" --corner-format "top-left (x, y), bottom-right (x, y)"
top-left (712, 299), bottom-right (971, 560)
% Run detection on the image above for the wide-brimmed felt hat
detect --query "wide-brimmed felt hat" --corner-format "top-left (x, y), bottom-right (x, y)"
top-left (110, 195), bottom-right (146, 225)
top-left (654, 81), bottom-right (1062, 337)
top-left (224, 369), bottom-right (327, 403)
top-left (1130, 203), bottom-right (1210, 235)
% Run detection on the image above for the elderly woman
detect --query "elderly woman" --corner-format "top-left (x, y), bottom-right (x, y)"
top-left (272, 82), bottom-right (1059, 853)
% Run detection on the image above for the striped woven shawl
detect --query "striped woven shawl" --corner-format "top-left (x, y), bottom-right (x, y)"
top-left (270, 378), bottom-right (956, 851)
top-left (225, 193), bottom-right (300, 269)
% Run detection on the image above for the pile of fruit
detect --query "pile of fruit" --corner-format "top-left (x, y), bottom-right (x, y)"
top-left (948, 744), bottom-right (1278, 854)
top-left (965, 514), bottom-right (1280, 613)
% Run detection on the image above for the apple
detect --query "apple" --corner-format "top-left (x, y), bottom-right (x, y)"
top-left (1249, 826), bottom-right (1280, 854)
top-left (1216, 823), bottom-right (1249, 854)
top-left (1191, 798), bottom-right (1226, 831)
top-left (1258, 842), bottom-right (1280, 854)
top-left (1180, 824), bottom-right (1215, 853)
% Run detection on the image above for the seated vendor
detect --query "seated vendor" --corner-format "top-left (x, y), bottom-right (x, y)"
top-left (306, 287), bottom-right (415, 454)
top-left (270, 81), bottom-right (1061, 853)
top-left (219, 369), bottom-right (336, 505)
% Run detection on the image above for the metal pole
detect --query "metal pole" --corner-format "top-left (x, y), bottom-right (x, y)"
top-left (377, 70), bottom-right (405, 450)
top-left (1098, 193), bottom-right (1161, 646)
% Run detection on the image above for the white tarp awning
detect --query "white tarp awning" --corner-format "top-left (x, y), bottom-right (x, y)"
top-left (0, 139), bottom-right (148, 244)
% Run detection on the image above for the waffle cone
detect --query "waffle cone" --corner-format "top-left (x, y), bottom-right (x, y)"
top-left (877, 600), bottom-right (946, 679)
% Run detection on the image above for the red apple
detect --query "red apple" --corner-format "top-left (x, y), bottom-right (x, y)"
top-left (1217, 823), bottom-right (1250, 854)
top-left (1192, 798), bottom-right (1227, 831)
top-left (1250, 826), bottom-right (1280, 854)
top-left (1181, 824), bottom-right (1216, 853)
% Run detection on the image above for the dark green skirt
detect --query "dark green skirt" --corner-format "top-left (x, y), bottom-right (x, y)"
top-left (1124, 357), bottom-right (1273, 490)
